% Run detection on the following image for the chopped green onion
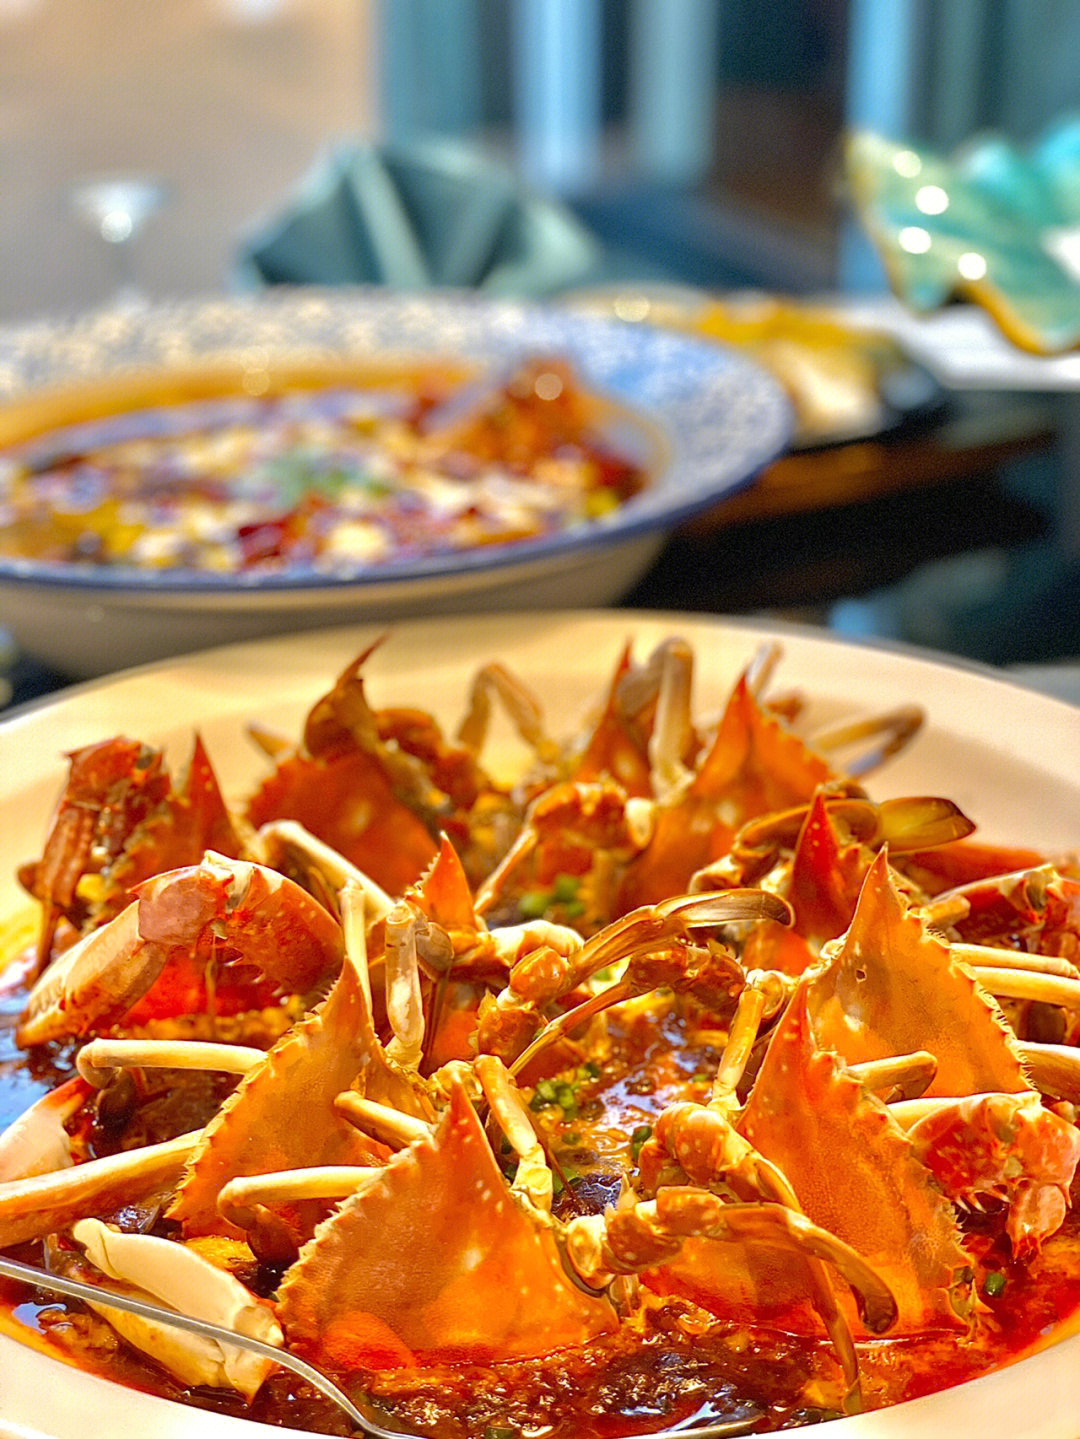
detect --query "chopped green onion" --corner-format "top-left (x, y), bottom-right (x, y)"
top-left (630, 1124), bottom-right (653, 1162)
top-left (583, 1060), bottom-right (602, 1079)
top-left (561, 1131), bottom-right (581, 1146)
top-left (518, 889), bottom-right (551, 919)
top-left (483, 1427), bottom-right (519, 1439)
top-left (551, 873), bottom-right (581, 903)
top-left (984, 1271), bottom-right (1007, 1298)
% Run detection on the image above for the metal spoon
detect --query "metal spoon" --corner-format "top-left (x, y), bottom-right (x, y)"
top-left (0, 1253), bottom-right (762, 1439)
top-left (0, 1253), bottom-right (403, 1436)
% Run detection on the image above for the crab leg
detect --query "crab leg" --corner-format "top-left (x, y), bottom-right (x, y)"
top-left (743, 640), bottom-right (783, 699)
top-left (507, 893), bottom-right (782, 1076)
top-left (255, 820), bottom-right (394, 924)
top-left (1018, 1041), bottom-right (1080, 1103)
top-left (77, 1038), bottom-right (263, 1087)
top-left (335, 1093), bottom-right (433, 1150)
top-left (0, 1131), bottom-right (198, 1246)
top-left (972, 966), bottom-right (1080, 1010)
top-left (848, 1051), bottom-right (938, 1102)
top-left (638, 973), bottom-right (864, 1401)
top-left (645, 637), bottom-right (695, 797)
top-left (474, 1054), bottom-right (553, 1211)
top-left (217, 1167), bottom-right (383, 1231)
top-left (807, 705), bottom-right (923, 778)
top-left (952, 943), bottom-right (1080, 980)
top-left (564, 1189), bottom-right (893, 1409)
top-left (568, 1191), bottom-right (896, 1329)
top-left (455, 661), bottom-right (559, 766)
top-left (383, 903), bottom-right (426, 1069)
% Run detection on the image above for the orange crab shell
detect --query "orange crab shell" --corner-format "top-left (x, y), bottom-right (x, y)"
top-left (276, 1083), bottom-right (616, 1369)
top-left (170, 953), bottom-right (416, 1248)
top-left (569, 640), bottom-right (656, 797)
top-left (742, 789), bottom-right (874, 977)
top-left (618, 673), bottom-right (836, 912)
top-left (738, 985), bottom-right (971, 1333)
top-left (808, 851), bottom-right (1030, 1098)
top-left (245, 749), bottom-right (439, 898)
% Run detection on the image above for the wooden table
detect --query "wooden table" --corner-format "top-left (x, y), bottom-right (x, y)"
top-left (623, 390), bottom-right (1058, 615)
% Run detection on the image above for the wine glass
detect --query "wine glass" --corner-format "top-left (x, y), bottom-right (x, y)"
top-left (69, 175), bottom-right (171, 306)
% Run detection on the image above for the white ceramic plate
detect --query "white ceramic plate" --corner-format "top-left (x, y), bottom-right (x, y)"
top-left (1, 611), bottom-right (1079, 1439)
top-left (0, 291), bottom-right (791, 678)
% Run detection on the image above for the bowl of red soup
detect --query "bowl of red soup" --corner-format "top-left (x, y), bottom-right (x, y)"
top-left (0, 291), bottom-right (791, 677)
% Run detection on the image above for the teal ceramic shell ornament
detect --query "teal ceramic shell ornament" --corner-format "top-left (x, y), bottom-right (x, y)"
top-left (846, 117), bottom-right (1080, 354)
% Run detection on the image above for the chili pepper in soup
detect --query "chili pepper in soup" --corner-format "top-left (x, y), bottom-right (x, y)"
top-left (0, 358), bottom-right (648, 575)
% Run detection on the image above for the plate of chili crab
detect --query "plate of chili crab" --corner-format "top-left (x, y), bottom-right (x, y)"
top-left (0, 290), bottom-right (790, 678)
top-left (0, 610), bottom-right (1078, 1439)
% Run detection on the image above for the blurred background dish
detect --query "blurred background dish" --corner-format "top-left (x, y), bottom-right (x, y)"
top-left (564, 283), bottom-right (944, 448)
top-left (0, 288), bottom-right (790, 678)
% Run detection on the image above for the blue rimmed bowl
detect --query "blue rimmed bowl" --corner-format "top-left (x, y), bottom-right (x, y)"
top-left (0, 289), bottom-right (791, 678)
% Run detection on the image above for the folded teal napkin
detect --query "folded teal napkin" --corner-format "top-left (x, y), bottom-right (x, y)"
top-left (234, 139), bottom-right (605, 299)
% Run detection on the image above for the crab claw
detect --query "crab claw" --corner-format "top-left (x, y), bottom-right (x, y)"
top-left (276, 1084), bottom-right (616, 1369)
top-left (17, 853), bottom-right (345, 1046)
top-left (70, 1218), bottom-right (282, 1398)
top-left (0, 1075), bottom-right (91, 1181)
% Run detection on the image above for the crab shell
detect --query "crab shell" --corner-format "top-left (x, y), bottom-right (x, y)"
top-left (170, 948), bottom-right (422, 1256)
top-left (276, 1083), bottom-right (616, 1369)
top-left (806, 852), bottom-right (1080, 1252)
top-left (617, 672), bottom-right (837, 912)
top-left (808, 851), bottom-right (1031, 1097)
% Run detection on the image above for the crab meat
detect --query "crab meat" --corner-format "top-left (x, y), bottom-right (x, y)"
top-left (277, 1084), bottom-right (616, 1368)
top-left (71, 1218), bottom-right (282, 1398)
